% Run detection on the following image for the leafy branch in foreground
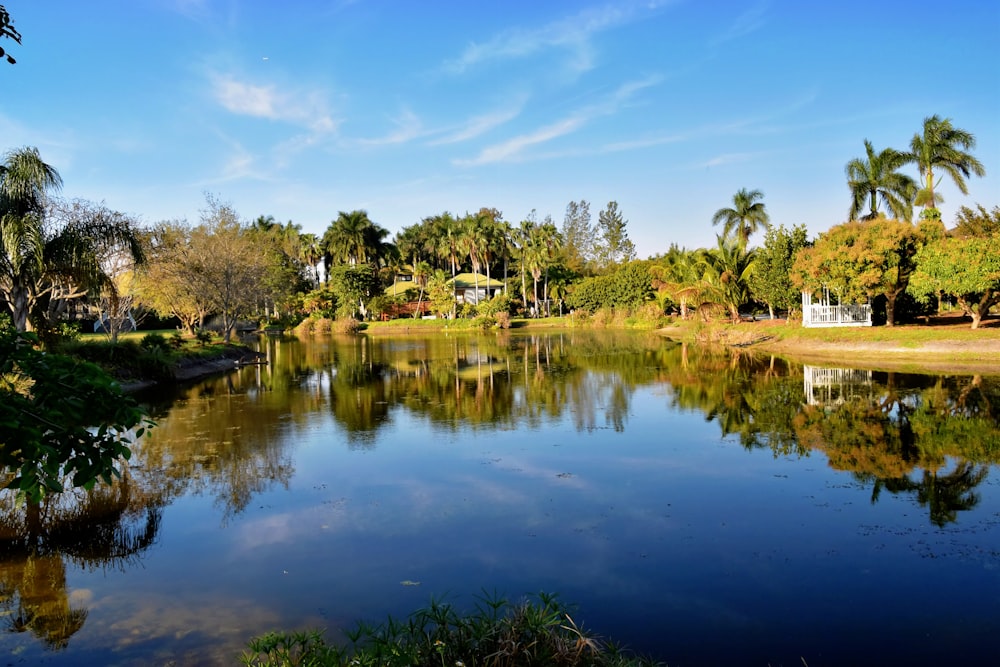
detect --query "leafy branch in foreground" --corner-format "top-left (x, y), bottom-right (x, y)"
top-left (0, 323), bottom-right (151, 502)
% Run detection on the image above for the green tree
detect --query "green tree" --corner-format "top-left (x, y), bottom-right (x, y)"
top-left (327, 264), bottom-right (380, 320)
top-left (185, 196), bottom-right (270, 342)
top-left (749, 224), bottom-right (809, 319)
top-left (0, 4), bottom-right (19, 65)
top-left (909, 115), bottom-right (986, 220)
top-left (595, 200), bottom-right (636, 269)
top-left (711, 188), bottom-right (770, 247)
top-left (846, 139), bottom-right (916, 221)
top-left (908, 234), bottom-right (1000, 329)
top-left (792, 218), bottom-right (924, 326)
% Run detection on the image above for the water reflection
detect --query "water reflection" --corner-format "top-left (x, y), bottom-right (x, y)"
top-left (138, 333), bottom-right (1000, 528)
top-left (2, 332), bottom-right (998, 661)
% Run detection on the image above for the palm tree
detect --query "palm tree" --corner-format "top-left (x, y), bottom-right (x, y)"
top-left (650, 245), bottom-right (703, 320)
top-left (711, 188), bottom-right (770, 247)
top-left (0, 147), bottom-right (61, 330)
top-left (909, 115), bottom-right (986, 218)
top-left (700, 235), bottom-right (756, 323)
top-left (538, 220), bottom-right (562, 315)
top-left (846, 139), bottom-right (917, 222)
top-left (299, 232), bottom-right (322, 287)
top-left (1, 148), bottom-right (141, 333)
top-left (432, 213), bottom-right (461, 280)
top-left (459, 213), bottom-right (487, 303)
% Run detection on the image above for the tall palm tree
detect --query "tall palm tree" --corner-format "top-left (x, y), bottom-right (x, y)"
top-left (846, 139), bottom-right (917, 221)
top-left (1, 148), bottom-right (61, 330)
top-left (459, 213), bottom-right (487, 303)
top-left (909, 115), bottom-right (986, 217)
top-left (432, 213), bottom-right (461, 280)
top-left (711, 188), bottom-right (770, 247)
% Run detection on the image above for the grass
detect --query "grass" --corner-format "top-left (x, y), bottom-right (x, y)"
top-left (59, 329), bottom-right (249, 383)
top-left (241, 592), bottom-right (661, 667)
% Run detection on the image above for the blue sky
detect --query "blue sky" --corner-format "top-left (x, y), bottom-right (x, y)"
top-left (3, 0), bottom-right (998, 257)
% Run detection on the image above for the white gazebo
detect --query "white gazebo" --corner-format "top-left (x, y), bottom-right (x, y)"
top-left (801, 288), bottom-right (872, 328)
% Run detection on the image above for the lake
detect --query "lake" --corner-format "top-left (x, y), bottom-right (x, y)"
top-left (1, 330), bottom-right (998, 666)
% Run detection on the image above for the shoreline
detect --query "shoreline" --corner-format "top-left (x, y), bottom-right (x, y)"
top-left (657, 316), bottom-right (1000, 375)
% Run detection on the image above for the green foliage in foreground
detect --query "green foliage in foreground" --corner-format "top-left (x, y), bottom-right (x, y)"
top-left (0, 325), bottom-right (149, 502)
top-left (242, 592), bottom-right (661, 667)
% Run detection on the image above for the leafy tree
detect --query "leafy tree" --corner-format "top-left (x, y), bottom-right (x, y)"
top-left (134, 222), bottom-right (206, 334)
top-left (327, 264), bottom-right (380, 320)
top-left (184, 195), bottom-right (270, 342)
top-left (908, 234), bottom-right (1000, 329)
top-left (749, 224), bottom-right (809, 319)
top-left (846, 139), bottom-right (916, 221)
top-left (565, 261), bottom-right (652, 313)
top-left (247, 217), bottom-right (311, 319)
top-left (950, 204), bottom-right (1000, 238)
top-left (909, 115), bottom-right (986, 220)
top-left (711, 188), bottom-right (769, 247)
top-left (0, 324), bottom-right (149, 502)
top-left (46, 199), bottom-right (144, 343)
top-left (792, 218), bottom-right (924, 326)
top-left (594, 200), bottom-right (636, 269)
top-left (560, 200), bottom-right (594, 274)
top-left (0, 4), bottom-right (19, 64)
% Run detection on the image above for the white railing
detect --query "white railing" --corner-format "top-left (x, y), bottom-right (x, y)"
top-left (803, 303), bottom-right (872, 327)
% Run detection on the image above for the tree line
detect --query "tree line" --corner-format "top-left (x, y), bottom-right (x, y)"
top-left (1, 114), bottom-right (995, 352)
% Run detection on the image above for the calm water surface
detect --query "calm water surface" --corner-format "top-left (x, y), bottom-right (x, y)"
top-left (2, 331), bottom-right (998, 666)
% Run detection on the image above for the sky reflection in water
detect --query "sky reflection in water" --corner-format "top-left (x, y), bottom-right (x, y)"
top-left (1, 331), bottom-right (998, 666)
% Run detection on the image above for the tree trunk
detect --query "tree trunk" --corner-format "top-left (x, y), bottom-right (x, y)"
top-left (885, 294), bottom-right (896, 327)
top-left (11, 284), bottom-right (32, 332)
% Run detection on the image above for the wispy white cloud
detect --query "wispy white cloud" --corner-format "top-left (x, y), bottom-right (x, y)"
top-left (444, 1), bottom-right (676, 75)
top-left (709, 1), bottom-right (769, 47)
top-left (209, 73), bottom-right (339, 134)
top-left (428, 103), bottom-right (526, 146)
top-left (700, 152), bottom-right (756, 168)
top-left (456, 75), bottom-right (662, 166)
top-left (355, 109), bottom-right (426, 147)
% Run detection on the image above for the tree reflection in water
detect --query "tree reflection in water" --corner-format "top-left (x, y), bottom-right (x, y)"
top-left (0, 469), bottom-right (164, 649)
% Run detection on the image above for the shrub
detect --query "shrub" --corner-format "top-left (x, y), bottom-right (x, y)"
top-left (477, 293), bottom-right (512, 317)
top-left (169, 331), bottom-right (185, 349)
top-left (332, 318), bottom-right (362, 335)
top-left (471, 315), bottom-right (496, 331)
top-left (495, 311), bottom-right (511, 329)
top-left (140, 332), bottom-right (171, 353)
top-left (195, 328), bottom-right (214, 346)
